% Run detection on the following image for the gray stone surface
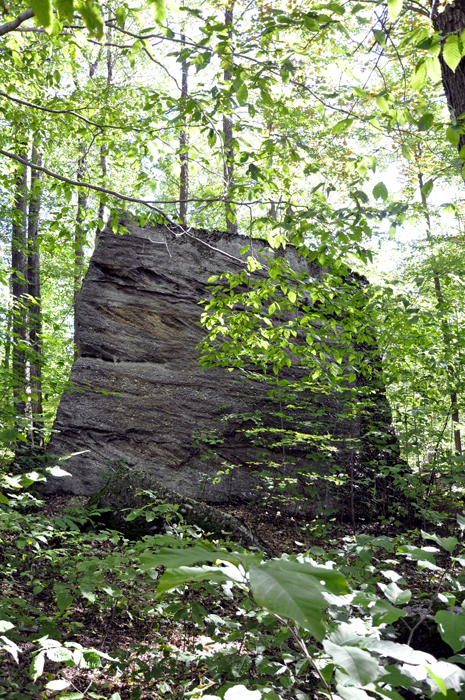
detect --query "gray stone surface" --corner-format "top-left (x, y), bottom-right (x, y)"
top-left (45, 218), bottom-right (400, 515)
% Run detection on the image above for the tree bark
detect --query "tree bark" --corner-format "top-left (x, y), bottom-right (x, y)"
top-left (27, 145), bottom-right (43, 445)
top-left (11, 139), bottom-right (28, 418)
top-left (223, 4), bottom-right (237, 235)
top-left (432, 0), bottom-right (465, 148)
top-left (74, 147), bottom-right (88, 353)
top-left (179, 32), bottom-right (189, 227)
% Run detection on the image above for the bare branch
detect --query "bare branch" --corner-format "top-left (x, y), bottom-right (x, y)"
top-left (0, 9), bottom-right (34, 37)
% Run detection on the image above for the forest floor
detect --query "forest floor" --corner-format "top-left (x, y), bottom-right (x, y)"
top-left (0, 493), bottom-right (460, 700)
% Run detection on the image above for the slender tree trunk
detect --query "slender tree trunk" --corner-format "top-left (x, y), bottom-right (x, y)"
top-left (418, 168), bottom-right (462, 454)
top-left (97, 143), bottom-right (108, 237)
top-left (223, 4), bottom-right (237, 235)
top-left (27, 145), bottom-right (43, 446)
top-left (97, 39), bottom-right (113, 239)
top-left (11, 139), bottom-right (28, 419)
top-left (179, 32), bottom-right (189, 227)
top-left (74, 147), bottom-right (88, 353)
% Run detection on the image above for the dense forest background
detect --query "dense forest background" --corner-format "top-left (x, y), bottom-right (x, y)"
top-left (2, 0), bottom-right (465, 698)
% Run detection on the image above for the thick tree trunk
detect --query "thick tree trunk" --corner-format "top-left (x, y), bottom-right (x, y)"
top-left (179, 33), bottom-right (189, 227)
top-left (433, 0), bottom-right (465, 147)
top-left (27, 145), bottom-right (43, 446)
top-left (223, 5), bottom-right (237, 235)
top-left (11, 140), bottom-right (28, 419)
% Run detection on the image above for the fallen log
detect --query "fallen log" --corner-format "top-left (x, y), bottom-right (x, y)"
top-left (88, 464), bottom-right (273, 556)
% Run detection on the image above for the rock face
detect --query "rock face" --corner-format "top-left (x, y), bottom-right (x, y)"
top-left (45, 218), bottom-right (402, 516)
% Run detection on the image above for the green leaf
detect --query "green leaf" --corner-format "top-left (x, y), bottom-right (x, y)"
top-left (249, 559), bottom-right (349, 642)
top-left (30, 0), bottom-right (53, 28)
top-left (378, 582), bottom-right (411, 605)
top-left (376, 95), bottom-right (389, 112)
top-left (397, 545), bottom-right (437, 565)
top-left (331, 119), bottom-right (354, 134)
top-left (402, 144), bottom-right (412, 160)
top-left (435, 610), bottom-right (465, 653)
top-left (45, 680), bottom-right (71, 691)
top-left (421, 530), bottom-right (458, 554)
top-left (447, 127), bottom-right (461, 147)
top-left (30, 651), bottom-right (45, 681)
top-left (426, 56), bottom-right (441, 82)
top-left (324, 641), bottom-right (380, 686)
top-left (140, 545), bottom-right (240, 569)
top-left (260, 90), bottom-right (274, 107)
top-left (370, 599), bottom-right (406, 626)
top-left (411, 61), bottom-right (427, 92)
top-left (156, 565), bottom-right (232, 595)
top-left (236, 83), bottom-right (248, 105)
top-left (0, 620), bottom-right (14, 633)
top-left (425, 667), bottom-right (447, 696)
top-left (421, 179), bottom-right (434, 198)
top-left (373, 182), bottom-right (388, 201)
top-left (55, 0), bottom-right (74, 21)
top-left (47, 646), bottom-right (74, 662)
top-left (443, 35), bottom-right (462, 72)
top-left (457, 514), bottom-right (465, 532)
top-left (147, 0), bottom-right (166, 23)
top-left (387, 0), bottom-right (403, 21)
top-left (79, 0), bottom-right (104, 38)
top-left (418, 113), bottom-right (434, 131)
top-left (56, 590), bottom-right (74, 613)
top-left (365, 640), bottom-right (435, 665)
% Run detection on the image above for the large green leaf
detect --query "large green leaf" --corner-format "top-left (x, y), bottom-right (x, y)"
top-left (365, 640), bottom-right (435, 666)
top-left (79, 0), bottom-right (104, 38)
top-left (139, 545), bottom-right (242, 569)
top-left (54, 0), bottom-right (74, 21)
top-left (443, 35), bottom-right (462, 72)
top-left (387, 0), bottom-right (403, 21)
top-left (156, 565), bottom-right (232, 595)
top-left (324, 641), bottom-right (380, 686)
top-left (421, 531), bottom-right (458, 554)
top-left (147, 0), bottom-right (166, 23)
top-left (249, 560), bottom-right (349, 641)
top-left (435, 611), bottom-right (465, 653)
top-left (30, 0), bottom-right (53, 28)
top-left (373, 182), bottom-right (388, 201)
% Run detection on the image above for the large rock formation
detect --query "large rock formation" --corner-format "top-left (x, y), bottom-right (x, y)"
top-left (45, 218), bottom-right (402, 517)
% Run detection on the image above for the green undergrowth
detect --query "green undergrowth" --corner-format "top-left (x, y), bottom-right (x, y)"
top-left (2, 470), bottom-right (465, 700)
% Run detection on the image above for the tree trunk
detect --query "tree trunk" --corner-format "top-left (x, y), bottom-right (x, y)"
top-left (433, 0), bottom-right (465, 147)
top-left (179, 32), bottom-right (189, 227)
top-left (74, 147), bottom-right (88, 353)
top-left (11, 139), bottom-right (28, 419)
top-left (97, 40), bottom-right (113, 240)
top-left (223, 4), bottom-right (237, 235)
top-left (27, 145), bottom-right (43, 446)
top-left (418, 168), bottom-right (462, 454)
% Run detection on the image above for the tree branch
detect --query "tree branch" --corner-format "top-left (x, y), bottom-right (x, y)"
top-left (0, 9), bottom-right (34, 37)
top-left (0, 90), bottom-right (133, 131)
top-left (0, 147), bottom-right (178, 225)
